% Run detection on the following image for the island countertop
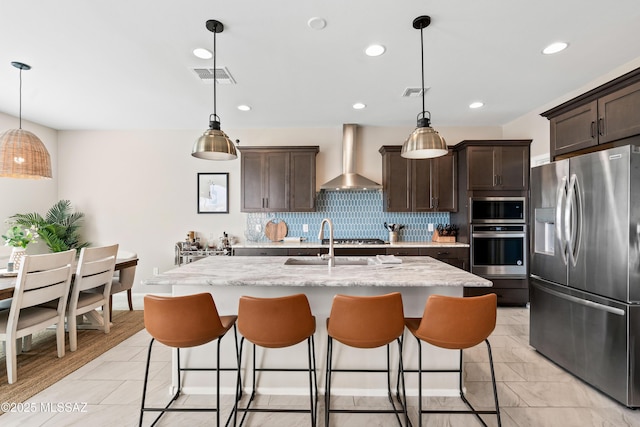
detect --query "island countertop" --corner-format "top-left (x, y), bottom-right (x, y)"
top-left (143, 255), bottom-right (491, 288)
top-left (232, 241), bottom-right (469, 249)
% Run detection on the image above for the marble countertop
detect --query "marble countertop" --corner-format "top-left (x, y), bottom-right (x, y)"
top-left (143, 255), bottom-right (490, 288)
top-left (233, 241), bottom-right (469, 249)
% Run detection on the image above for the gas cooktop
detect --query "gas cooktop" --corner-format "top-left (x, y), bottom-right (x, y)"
top-left (321, 238), bottom-right (386, 245)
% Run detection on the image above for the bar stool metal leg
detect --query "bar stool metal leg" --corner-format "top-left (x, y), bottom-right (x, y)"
top-left (234, 336), bottom-right (317, 426)
top-left (324, 336), bottom-right (409, 427)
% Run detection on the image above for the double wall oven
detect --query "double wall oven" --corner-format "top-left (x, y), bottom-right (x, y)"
top-left (470, 197), bottom-right (527, 278)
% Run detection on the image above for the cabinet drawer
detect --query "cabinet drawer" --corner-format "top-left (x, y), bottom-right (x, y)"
top-left (464, 287), bottom-right (528, 306)
top-left (287, 248), bottom-right (328, 256)
top-left (386, 247), bottom-right (420, 256)
top-left (419, 247), bottom-right (468, 260)
top-left (334, 248), bottom-right (382, 256)
top-left (232, 248), bottom-right (289, 256)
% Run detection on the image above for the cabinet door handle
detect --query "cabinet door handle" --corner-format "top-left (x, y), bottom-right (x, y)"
top-left (590, 121), bottom-right (596, 138)
top-left (265, 198), bottom-right (269, 208)
top-left (598, 117), bottom-right (604, 136)
top-left (494, 175), bottom-right (498, 186)
top-left (434, 197), bottom-right (439, 209)
top-left (437, 251), bottom-right (450, 256)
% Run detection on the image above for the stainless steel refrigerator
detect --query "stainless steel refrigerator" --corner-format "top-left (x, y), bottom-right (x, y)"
top-left (530, 144), bottom-right (640, 407)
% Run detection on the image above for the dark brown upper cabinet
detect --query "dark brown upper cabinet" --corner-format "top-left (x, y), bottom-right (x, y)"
top-left (379, 146), bottom-right (457, 212)
top-left (464, 143), bottom-right (530, 191)
top-left (239, 146), bottom-right (319, 213)
top-left (542, 68), bottom-right (640, 160)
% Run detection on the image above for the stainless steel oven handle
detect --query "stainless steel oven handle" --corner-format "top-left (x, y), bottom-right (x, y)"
top-left (533, 280), bottom-right (625, 316)
top-left (472, 232), bottom-right (526, 238)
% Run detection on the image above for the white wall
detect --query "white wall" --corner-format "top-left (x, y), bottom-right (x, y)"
top-left (503, 57), bottom-right (640, 159)
top-left (57, 125), bottom-right (501, 294)
top-left (0, 112), bottom-right (59, 258)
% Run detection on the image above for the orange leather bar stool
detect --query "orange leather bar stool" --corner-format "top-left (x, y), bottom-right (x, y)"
top-left (325, 292), bottom-right (409, 427)
top-left (405, 293), bottom-right (500, 427)
top-left (235, 293), bottom-right (317, 426)
top-left (139, 293), bottom-right (238, 427)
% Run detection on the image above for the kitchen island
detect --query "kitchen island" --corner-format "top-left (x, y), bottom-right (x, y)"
top-left (143, 255), bottom-right (491, 397)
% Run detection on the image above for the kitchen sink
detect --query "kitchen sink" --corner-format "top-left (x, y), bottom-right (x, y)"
top-left (284, 257), bottom-right (375, 266)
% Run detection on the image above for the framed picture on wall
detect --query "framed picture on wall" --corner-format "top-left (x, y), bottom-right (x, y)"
top-left (197, 172), bottom-right (229, 214)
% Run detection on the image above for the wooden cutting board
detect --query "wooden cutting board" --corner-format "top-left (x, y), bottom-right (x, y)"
top-left (264, 219), bottom-right (288, 242)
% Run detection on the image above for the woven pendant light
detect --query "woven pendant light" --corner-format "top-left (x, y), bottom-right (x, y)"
top-left (0, 62), bottom-right (52, 179)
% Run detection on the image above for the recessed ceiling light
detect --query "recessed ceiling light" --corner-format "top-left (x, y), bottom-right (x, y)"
top-left (193, 48), bottom-right (212, 59)
top-left (542, 42), bottom-right (568, 55)
top-left (365, 44), bottom-right (386, 57)
top-left (352, 103), bottom-right (366, 110)
top-left (237, 105), bottom-right (251, 111)
top-left (307, 17), bottom-right (327, 30)
top-left (469, 101), bottom-right (484, 109)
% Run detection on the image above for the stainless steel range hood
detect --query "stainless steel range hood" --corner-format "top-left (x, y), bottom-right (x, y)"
top-left (320, 124), bottom-right (382, 191)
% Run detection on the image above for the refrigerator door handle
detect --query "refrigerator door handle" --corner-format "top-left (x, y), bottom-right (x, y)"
top-left (564, 174), bottom-right (577, 267)
top-left (556, 176), bottom-right (568, 266)
top-left (573, 175), bottom-right (583, 264)
top-left (534, 280), bottom-right (626, 316)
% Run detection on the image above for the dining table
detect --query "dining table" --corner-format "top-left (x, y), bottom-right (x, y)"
top-left (0, 255), bottom-right (138, 301)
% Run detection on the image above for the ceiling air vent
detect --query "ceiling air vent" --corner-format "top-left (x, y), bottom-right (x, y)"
top-left (402, 87), bottom-right (429, 97)
top-left (192, 67), bottom-right (236, 84)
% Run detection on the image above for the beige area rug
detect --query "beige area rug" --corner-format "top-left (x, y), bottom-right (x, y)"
top-left (0, 310), bottom-right (145, 409)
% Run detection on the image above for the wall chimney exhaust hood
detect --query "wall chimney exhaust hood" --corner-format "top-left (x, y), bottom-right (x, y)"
top-left (320, 124), bottom-right (382, 191)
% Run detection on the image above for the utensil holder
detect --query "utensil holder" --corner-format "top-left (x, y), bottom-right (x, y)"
top-left (389, 231), bottom-right (398, 244)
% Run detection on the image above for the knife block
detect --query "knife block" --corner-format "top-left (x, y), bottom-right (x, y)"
top-left (432, 229), bottom-right (456, 243)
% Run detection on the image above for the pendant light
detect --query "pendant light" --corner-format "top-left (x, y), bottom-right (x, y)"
top-left (401, 16), bottom-right (448, 159)
top-left (0, 62), bottom-right (52, 179)
top-left (191, 19), bottom-right (237, 160)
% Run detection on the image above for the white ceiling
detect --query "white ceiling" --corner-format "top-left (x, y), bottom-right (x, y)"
top-left (1, 0), bottom-right (640, 131)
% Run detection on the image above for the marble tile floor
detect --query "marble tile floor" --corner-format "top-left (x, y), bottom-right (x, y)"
top-left (2, 294), bottom-right (640, 426)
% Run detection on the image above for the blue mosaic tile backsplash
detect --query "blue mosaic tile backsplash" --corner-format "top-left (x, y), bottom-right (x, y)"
top-left (246, 191), bottom-right (450, 243)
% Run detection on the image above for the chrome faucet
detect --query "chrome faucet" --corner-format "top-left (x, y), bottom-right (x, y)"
top-left (318, 218), bottom-right (335, 267)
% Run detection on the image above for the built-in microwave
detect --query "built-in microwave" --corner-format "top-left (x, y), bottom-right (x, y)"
top-left (470, 197), bottom-right (527, 223)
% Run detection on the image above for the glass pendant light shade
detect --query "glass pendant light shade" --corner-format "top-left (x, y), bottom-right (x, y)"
top-left (192, 115), bottom-right (237, 160)
top-left (401, 15), bottom-right (447, 159)
top-left (0, 129), bottom-right (52, 179)
top-left (0, 61), bottom-right (52, 179)
top-left (192, 19), bottom-right (237, 161)
top-left (401, 113), bottom-right (448, 159)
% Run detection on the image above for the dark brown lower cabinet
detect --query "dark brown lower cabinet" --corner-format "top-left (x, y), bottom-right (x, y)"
top-left (232, 248), bottom-right (289, 256)
top-left (419, 247), bottom-right (469, 271)
top-left (464, 278), bottom-right (529, 306)
top-left (287, 248), bottom-right (328, 257)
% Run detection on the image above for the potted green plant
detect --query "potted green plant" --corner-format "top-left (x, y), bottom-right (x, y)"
top-left (9, 200), bottom-right (90, 253)
top-left (2, 223), bottom-right (38, 270)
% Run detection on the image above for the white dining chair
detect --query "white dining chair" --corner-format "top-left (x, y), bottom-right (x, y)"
top-left (67, 244), bottom-right (118, 352)
top-left (0, 249), bottom-right (75, 384)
